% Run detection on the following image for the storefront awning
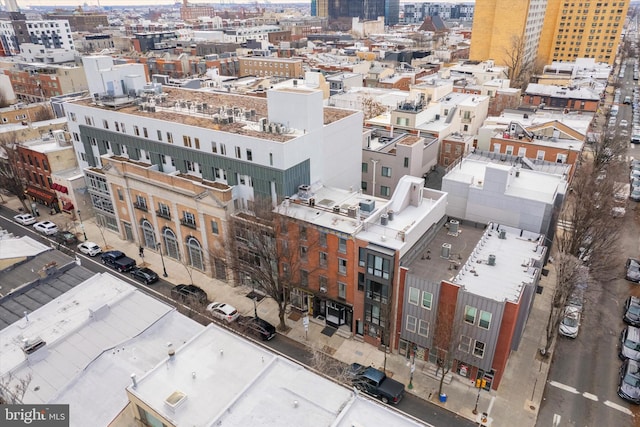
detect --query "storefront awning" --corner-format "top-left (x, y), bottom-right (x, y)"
top-left (26, 186), bottom-right (56, 204)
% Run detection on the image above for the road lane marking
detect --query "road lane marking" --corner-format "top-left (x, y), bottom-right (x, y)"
top-left (549, 381), bottom-right (579, 394)
top-left (583, 392), bottom-right (598, 401)
top-left (603, 400), bottom-right (633, 415)
top-left (553, 413), bottom-right (561, 427)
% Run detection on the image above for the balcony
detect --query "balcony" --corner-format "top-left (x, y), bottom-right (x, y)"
top-left (133, 202), bottom-right (148, 212)
top-left (180, 218), bottom-right (197, 229)
top-left (156, 209), bottom-right (171, 220)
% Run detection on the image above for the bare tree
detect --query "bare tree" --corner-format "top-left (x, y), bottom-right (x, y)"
top-left (32, 105), bottom-right (54, 122)
top-left (225, 199), bottom-right (319, 331)
top-left (432, 300), bottom-right (463, 397)
top-left (541, 160), bottom-right (620, 355)
top-left (360, 95), bottom-right (387, 121)
top-left (503, 35), bottom-right (543, 90)
top-left (0, 373), bottom-right (32, 404)
top-left (307, 343), bottom-right (352, 383)
top-left (0, 134), bottom-right (29, 212)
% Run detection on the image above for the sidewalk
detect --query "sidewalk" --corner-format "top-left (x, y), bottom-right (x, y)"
top-left (1, 195), bottom-right (556, 427)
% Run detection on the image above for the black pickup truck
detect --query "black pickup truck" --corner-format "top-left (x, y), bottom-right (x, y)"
top-left (349, 363), bottom-right (405, 404)
top-left (101, 250), bottom-right (136, 272)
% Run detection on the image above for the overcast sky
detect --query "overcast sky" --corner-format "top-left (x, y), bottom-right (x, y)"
top-left (18, 0), bottom-right (471, 8)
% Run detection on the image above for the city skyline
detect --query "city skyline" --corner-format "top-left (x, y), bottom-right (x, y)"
top-left (14, 0), bottom-right (474, 9)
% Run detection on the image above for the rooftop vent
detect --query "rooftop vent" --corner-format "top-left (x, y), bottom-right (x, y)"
top-left (23, 337), bottom-right (46, 354)
top-left (441, 243), bottom-right (451, 259)
top-left (165, 390), bottom-right (187, 412)
top-left (488, 254), bottom-right (496, 266)
top-left (381, 214), bottom-right (388, 226)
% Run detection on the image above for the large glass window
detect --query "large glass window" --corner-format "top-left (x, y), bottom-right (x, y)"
top-left (367, 254), bottom-right (391, 279)
top-left (406, 315), bottom-right (417, 332)
top-left (141, 220), bottom-right (156, 249)
top-left (163, 227), bottom-right (179, 260)
top-left (473, 340), bottom-right (486, 358)
top-left (464, 306), bottom-right (477, 325)
top-left (418, 320), bottom-right (429, 337)
top-left (186, 236), bottom-right (204, 270)
top-left (408, 287), bottom-right (419, 305)
top-left (422, 291), bottom-right (433, 309)
top-left (479, 311), bottom-right (492, 329)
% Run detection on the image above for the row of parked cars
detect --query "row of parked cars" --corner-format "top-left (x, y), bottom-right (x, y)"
top-left (630, 160), bottom-right (640, 202)
top-left (14, 212), bottom-right (277, 342)
top-left (619, 296), bottom-right (640, 403)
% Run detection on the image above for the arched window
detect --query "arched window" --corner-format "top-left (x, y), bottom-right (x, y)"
top-left (163, 227), bottom-right (180, 260)
top-left (141, 219), bottom-right (156, 249)
top-left (186, 236), bottom-right (204, 270)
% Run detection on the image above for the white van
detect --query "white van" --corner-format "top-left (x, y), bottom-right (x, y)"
top-left (611, 105), bottom-right (620, 116)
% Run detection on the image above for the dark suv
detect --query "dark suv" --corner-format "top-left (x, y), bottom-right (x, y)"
top-left (171, 284), bottom-right (208, 305)
top-left (130, 267), bottom-right (159, 284)
top-left (238, 316), bottom-right (276, 341)
top-left (55, 231), bottom-right (78, 245)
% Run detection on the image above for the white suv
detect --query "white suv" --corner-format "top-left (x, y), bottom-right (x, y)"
top-left (33, 221), bottom-right (59, 235)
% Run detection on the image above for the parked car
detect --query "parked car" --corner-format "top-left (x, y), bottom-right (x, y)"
top-left (238, 315), bottom-right (276, 341)
top-left (631, 188), bottom-right (640, 202)
top-left (559, 306), bottom-right (581, 338)
top-left (77, 241), bottom-right (102, 257)
top-left (621, 119), bottom-right (629, 128)
top-left (206, 302), bottom-right (239, 323)
top-left (567, 289), bottom-right (584, 312)
top-left (130, 267), bottom-right (159, 284)
top-left (348, 363), bottom-right (406, 405)
top-left (620, 326), bottom-right (640, 361)
top-left (54, 230), bottom-right (78, 245)
top-left (33, 220), bottom-right (58, 235)
top-left (618, 358), bottom-right (640, 404)
top-left (625, 296), bottom-right (640, 327)
top-left (627, 258), bottom-right (640, 283)
top-left (171, 284), bottom-right (208, 304)
top-left (101, 250), bottom-right (136, 272)
top-left (13, 213), bottom-right (36, 226)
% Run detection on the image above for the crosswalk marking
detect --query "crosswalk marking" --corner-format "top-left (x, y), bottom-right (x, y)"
top-left (603, 400), bottom-right (633, 416)
top-left (549, 380), bottom-right (579, 394)
top-left (549, 381), bottom-right (634, 416)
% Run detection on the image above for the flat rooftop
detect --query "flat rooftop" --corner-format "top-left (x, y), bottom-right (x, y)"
top-left (71, 87), bottom-right (356, 143)
top-left (0, 273), bottom-right (203, 427)
top-left (444, 158), bottom-right (565, 204)
top-left (130, 324), bottom-right (424, 427)
top-left (406, 222), bottom-right (544, 302)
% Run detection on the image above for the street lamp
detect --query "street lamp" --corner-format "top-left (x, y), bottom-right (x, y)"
top-left (77, 209), bottom-right (87, 241)
top-left (157, 242), bottom-right (168, 277)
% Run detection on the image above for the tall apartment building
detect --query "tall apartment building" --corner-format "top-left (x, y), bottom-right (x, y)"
top-left (64, 56), bottom-right (363, 263)
top-left (44, 10), bottom-right (108, 33)
top-left (315, 0), bottom-right (400, 26)
top-left (469, 0), bottom-right (547, 68)
top-left (537, 0), bottom-right (628, 64)
top-left (470, 0), bottom-right (628, 67)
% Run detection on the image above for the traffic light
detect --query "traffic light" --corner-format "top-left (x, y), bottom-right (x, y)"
top-left (476, 378), bottom-right (487, 388)
top-left (476, 378), bottom-right (481, 388)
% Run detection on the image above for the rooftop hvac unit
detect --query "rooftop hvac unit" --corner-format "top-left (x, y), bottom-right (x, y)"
top-left (499, 229), bottom-right (507, 239)
top-left (381, 214), bottom-right (388, 226)
top-left (227, 116), bottom-right (234, 123)
top-left (347, 206), bottom-right (358, 218)
top-left (333, 205), bottom-right (341, 213)
top-left (488, 254), bottom-right (496, 266)
top-left (359, 199), bottom-right (376, 212)
top-left (449, 219), bottom-right (459, 234)
top-left (441, 243), bottom-right (451, 259)
top-left (259, 118), bottom-right (268, 131)
top-left (387, 210), bottom-right (394, 221)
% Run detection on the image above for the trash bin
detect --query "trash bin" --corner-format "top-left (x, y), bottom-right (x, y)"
top-left (439, 393), bottom-right (447, 403)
